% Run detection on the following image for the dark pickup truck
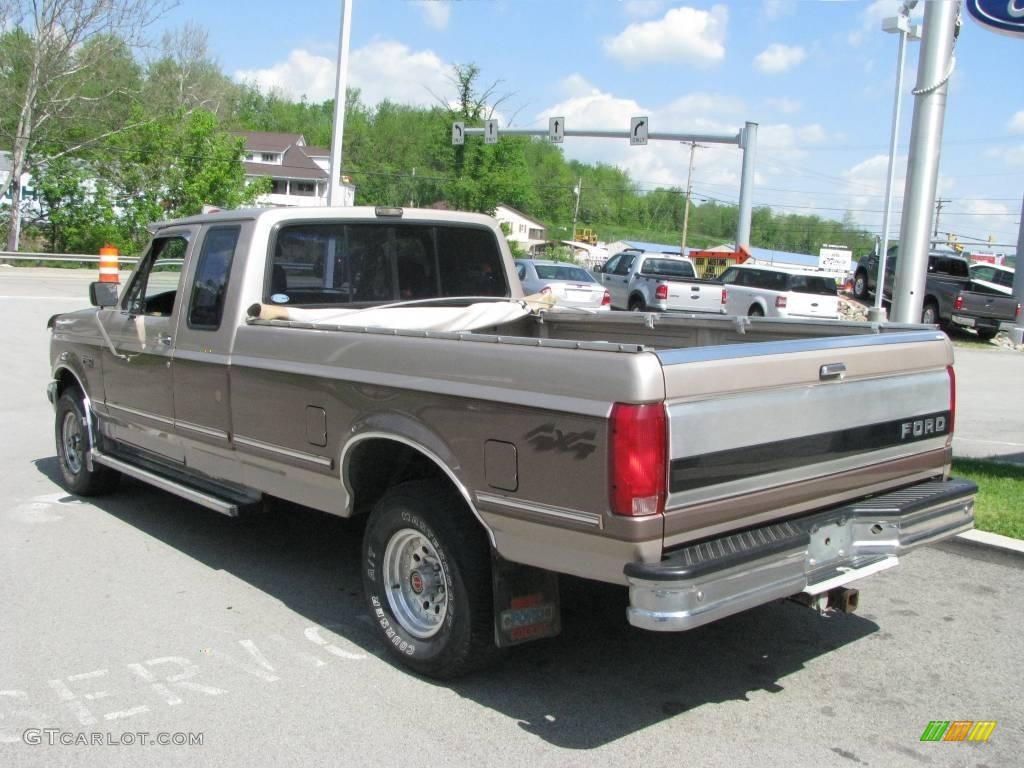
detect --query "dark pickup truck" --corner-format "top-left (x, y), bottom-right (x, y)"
top-left (853, 247), bottom-right (1020, 339)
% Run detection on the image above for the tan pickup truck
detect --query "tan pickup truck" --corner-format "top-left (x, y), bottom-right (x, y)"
top-left (47, 206), bottom-right (976, 678)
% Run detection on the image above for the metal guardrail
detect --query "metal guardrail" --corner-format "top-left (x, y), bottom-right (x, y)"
top-left (0, 251), bottom-right (140, 266)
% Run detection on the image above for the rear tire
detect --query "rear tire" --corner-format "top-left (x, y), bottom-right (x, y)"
top-left (628, 296), bottom-right (646, 312)
top-left (362, 479), bottom-right (498, 679)
top-left (55, 390), bottom-right (120, 496)
top-left (921, 301), bottom-right (939, 326)
top-left (853, 271), bottom-right (869, 300)
top-left (748, 305), bottom-right (764, 317)
top-left (975, 328), bottom-right (998, 341)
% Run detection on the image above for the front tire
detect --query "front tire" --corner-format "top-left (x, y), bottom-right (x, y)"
top-left (362, 479), bottom-right (498, 678)
top-left (55, 390), bottom-right (120, 496)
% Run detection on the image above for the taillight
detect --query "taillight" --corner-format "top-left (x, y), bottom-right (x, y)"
top-left (540, 286), bottom-right (551, 295)
top-left (953, 295), bottom-right (963, 311)
top-left (1016, 303), bottom-right (1021, 319)
top-left (721, 288), bottom-right (728, 305)
top-left (601, 290), bottom-right (611, 306)
top-left (655, 284), bottom-right (669, 300)
top-left (947, 365), bottom-right (956, 435)
top-left (775, 296), bottom-right (787, 308)
top-left (609, 403), bottom-right (666, 517)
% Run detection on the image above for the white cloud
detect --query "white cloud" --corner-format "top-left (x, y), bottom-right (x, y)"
top-left (234, 41), bottom-right (450, 107)
top-left (762, 0), bottom-right (797, 21)
top-left (235, 49), bottom-right (338, 102)
top-left (1008, 111), bottom-right (1024, 133)
top-left (987, 144), bottom-right (1024, 168)
top-left (765, 97), bottom-right (801, 114)
top-left (622, 0), bottom-right (665, 17)
top-left (861, 0), bottom-right (923, 29)
top-left (754, 43), bottom-right (806, 74)
top-left (603, 5), bottom-right (728, 67)
top-left (419, 1), bottom-right (451, 31)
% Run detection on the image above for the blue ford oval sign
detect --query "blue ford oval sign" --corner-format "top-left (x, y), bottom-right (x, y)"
top-left (965, 0), bottom-right (1024, 37)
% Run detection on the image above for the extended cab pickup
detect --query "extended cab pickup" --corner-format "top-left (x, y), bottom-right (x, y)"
top-left (853, 247), bottom-right (1020, 339)
top-left (48, 206), bottom-right (976, 678)
top-left (596, 250), bottom-right (724, 314)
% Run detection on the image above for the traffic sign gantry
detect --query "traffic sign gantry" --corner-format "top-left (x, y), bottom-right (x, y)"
top-left (630, 116), bottom-right (648, 145)
top-left (549, 117), bottom-right (564, 143)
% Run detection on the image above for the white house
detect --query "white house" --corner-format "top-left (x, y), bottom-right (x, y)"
top-left (493, 204), bottom-right (547, 251)
top-left (237, 132), bottom-right (355, 208)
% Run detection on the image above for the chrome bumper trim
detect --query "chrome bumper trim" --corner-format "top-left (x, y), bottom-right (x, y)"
top-left (625, 479), bottom-right (976, 632)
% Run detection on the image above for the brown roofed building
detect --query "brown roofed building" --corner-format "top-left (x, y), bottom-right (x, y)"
top-left (236, 131), bottom-right (354, 208)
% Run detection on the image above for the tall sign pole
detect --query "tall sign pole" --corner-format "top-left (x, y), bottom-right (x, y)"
top-left (328, 0), bottom-right (353, 206)
top-left (680, 142), bottom-right (704, 254)
top-left (891, 0), bottom-right (960, 324)
top-left (872, 9), bottom-right (920, 322)
top-left (1012, 195), bottom-right (1024, 345)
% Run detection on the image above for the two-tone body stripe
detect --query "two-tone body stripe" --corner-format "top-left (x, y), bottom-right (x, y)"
top-left (671, 411), bottom-right (952, 493)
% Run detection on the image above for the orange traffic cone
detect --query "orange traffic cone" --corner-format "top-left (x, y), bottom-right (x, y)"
top-left (99, 245), bottom-right (119, 283)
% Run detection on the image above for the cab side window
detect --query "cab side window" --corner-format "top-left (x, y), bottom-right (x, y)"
top-left (122, 236), bottom-right (189, 316)
top-left (612, 254), bottom-right (634, 276)
top-left (188, 227), bottom-right (240, 330)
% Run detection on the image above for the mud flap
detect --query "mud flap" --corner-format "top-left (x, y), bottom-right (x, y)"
top-left (491, 554), bottom-right (561, 648)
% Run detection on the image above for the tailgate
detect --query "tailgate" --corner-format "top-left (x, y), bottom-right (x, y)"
top-left (665, 281), bottom-right (724, 314)
top-left (785, 293), bottom-right (838, 318)
top-left (954, 290), bottom-right (1019, 323)
top-left (656, 330), bottom-right (954, 548)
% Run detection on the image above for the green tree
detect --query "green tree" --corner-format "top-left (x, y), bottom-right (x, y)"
top-left (0, 0), bottom-right (172, 251)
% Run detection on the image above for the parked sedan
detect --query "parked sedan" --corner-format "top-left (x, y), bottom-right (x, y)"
top-left (515, 259), bottom-right (610, 310)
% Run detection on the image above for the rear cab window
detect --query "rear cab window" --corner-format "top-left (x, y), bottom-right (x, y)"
top-left (267, 222), bottom-right (509, 306)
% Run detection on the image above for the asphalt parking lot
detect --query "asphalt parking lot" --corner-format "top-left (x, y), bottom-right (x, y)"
top-left (1, 268), bottom-right (1021, 767)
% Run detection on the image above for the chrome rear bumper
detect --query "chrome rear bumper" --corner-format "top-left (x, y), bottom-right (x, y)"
top-left (625, 478), bottom-right (976, 632)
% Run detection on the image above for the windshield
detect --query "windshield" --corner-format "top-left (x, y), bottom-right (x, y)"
top-left (533, 264), bottom-right (596, 283)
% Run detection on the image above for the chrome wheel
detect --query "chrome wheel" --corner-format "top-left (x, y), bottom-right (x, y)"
top-left (61, 410), bottom-right (85, 475)
top-left (383, 528), bottom-right (449, 638)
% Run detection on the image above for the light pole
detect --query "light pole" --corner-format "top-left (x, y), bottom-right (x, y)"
top-left (328, 0), bottom-right (353, 206)
top-left (871, 5), bottom-right (921, 322)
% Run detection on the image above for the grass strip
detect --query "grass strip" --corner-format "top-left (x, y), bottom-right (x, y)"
top-left (952, 458), bottom-right (1024, 540)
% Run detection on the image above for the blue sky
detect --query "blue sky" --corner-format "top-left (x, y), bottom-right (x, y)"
top-left (159, 1), bottom-right (1023, 253)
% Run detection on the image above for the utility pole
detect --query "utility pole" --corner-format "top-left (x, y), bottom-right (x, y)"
top-left (933, 197), bottom-right (951, 239)
top-left (680, 142), bottom-right (706, 253)
top-left (570, 178), bottom-right (582, 240)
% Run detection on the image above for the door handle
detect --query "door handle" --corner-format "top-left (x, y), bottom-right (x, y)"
top-left (157, 334), bottom-right (173, 346)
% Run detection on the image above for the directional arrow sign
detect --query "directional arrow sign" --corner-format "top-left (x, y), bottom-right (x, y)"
top-left (549, 116), bottom-right (564, 143)
top-left (452, 122), bottom-right (465, 146)
top-left (630, 116), bottom-right (648, 146)
top-left (485, 119), bottom-right (498, 144)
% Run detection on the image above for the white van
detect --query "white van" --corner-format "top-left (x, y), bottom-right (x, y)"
top-left (719, 264), bottom-right (839, 319)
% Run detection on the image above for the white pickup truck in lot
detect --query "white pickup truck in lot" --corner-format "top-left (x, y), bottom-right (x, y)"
top-left (47, 206), bottom-right (976, 678)
top-left (596, 249), bottom-right (725, 314)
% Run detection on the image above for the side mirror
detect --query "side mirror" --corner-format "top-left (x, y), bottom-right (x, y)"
top-left (89, 281), bottom-right (119, 308)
